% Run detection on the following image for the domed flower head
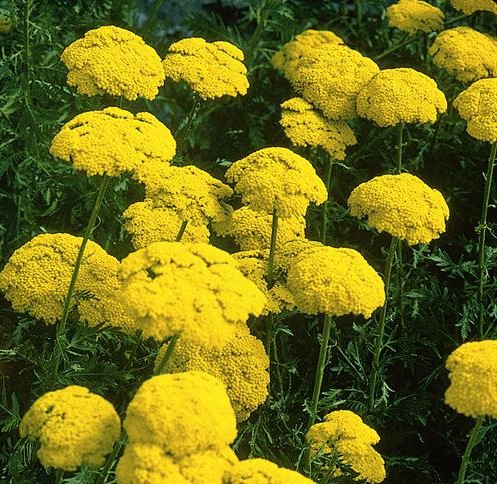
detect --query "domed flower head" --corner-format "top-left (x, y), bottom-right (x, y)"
top-left (445, 340), bottom-right (497, 418)
top-left (156, 324), bottom-right (269, 422)
top-left (271, 29), bottom-right (344, 81)
top-left (450, 0), bottom-right (497, 14)
top-left (225, 147), bottom-right (327, 218)
top-left (357, 68), bottom-right (447, 127)
top-left (50, 107), bottom-right (176, 177)
top-left (19, 386), bottom-right (120, 471)
top-left (348, 173), bottom-right (449, 246)
top-left (428, 27), bottom-right (497, 82)
top-left (280, 97), bottom-right (357, 160)
top-left (286, 246), bottom-right (385, 318)
top-left (453, 78), bottom-right (497, 143)
top-left (61, 25), bottom-right (165, 100)
top-left (306, 410), bottom-right (386, 483)
top-left (118, 242), bottom-right (266, 347)
top-left (0, 233), bottom-right (135, 332)
top-left (162, 37), bottom-right (249, 99)
top-left (387, 0), bottom-right (444, 33)
top-left (123, 371), bottom-right (237, 458)
top-left (290, 45), bottom-right (380, 120)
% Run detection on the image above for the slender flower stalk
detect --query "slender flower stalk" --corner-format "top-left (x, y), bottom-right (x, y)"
top-left (54, 470), bottom-right (63, 484)
top-left (155, 334), bottom-right (180, 374)
top-left (95, 431), bottom-right (128, 484)
top-left (265, 208), bottom-right (279, 354)
top-left (321, 156), bottom-right (334, 244)
top-left (396, 123), bottom-right (404, 174)
top-left (456, 416), bottom-right (485, 484)
top-left (175, 96), bottom-right (201, 154)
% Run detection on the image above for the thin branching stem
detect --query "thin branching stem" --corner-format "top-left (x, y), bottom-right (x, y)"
top-left (321, 157), bottom-right (334, 244)
top-left (265, 209), bottom-right (278, 354)
top-left (456, 416), bottom-right (485, 484)
top-left (175, 97), bottom-right (201, 155)
top-left (95, 431), bottom-right (127, 484)
top-left (54, 469), bottom-right (63, 484)
top-left (176, 220), bottom-right (188, 242)
top-left (396, 123), bottom-right (403, 174)
top-left (155, 334), bottom-right (180, 375)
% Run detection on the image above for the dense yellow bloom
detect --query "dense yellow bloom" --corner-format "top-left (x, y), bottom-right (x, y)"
top-left (445, 340), bottom-right (497, 418)
top-left (357, 68), bottom-right (447, 127)
top-left (428, 27), bottom-right (497, 82)
top-left (274, 239), bottom-right (324, 276)
top-left (156, 325), bottom-right (269, 422)
top-left (50, 108), bottom-right (176, 177)
top-left (453, 78), bottom-right (497, 143)
top-left (348, 173), bottom-right (449, 245)
top-left (290, 45), bottom-right (380, 120)
top-left (286, 246), bottom-right (385, 318)
top-left (280, 97), bottom-right (357, 160)
top-left (387, 0), bottom-right (444, 33)
top-left (19, 386), bottom-right (120, 471)
top-left (119, 242), bottom-right (266, 347)
top-left (124, 372), bottom-right (237, 458)
top-left (225, 147), bottom-right (327, 218)
top-left (225, 458), bottom-right (316, 483)
top-left (450, 0), bottom-right (497, 14)
top-left (271, 29), bottom-right (344, 81)
top-left (61, 25), bottom-right (165, 100)
top-left (307, 410), bottom-right (386, 483)
top-left (0, 233), bottom-right (135, 332)
top-left (162, 37), bottom-right (248, 99)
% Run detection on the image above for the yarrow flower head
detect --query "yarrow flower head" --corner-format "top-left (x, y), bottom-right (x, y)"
top-left (357, 68), bottom-right (447, 127)
top-left (453, 78), bottom-right (497, 143)
top-left (50, 108), bottom-right (176, 177)
top-left (280, 97), bottom-right (357, 160)
top-left (225, 147), bottom-right (327, 218)
top-left (290, 45), bottom-right (380, 120)
top-left (61, 26), bottom-right (165, 100)
top-left (348, 173), bottom-right (449, 246)
top-left (450, 0), bottom-right (497, 14)
top-left (286, 246), bottom-right (385, 318)
top-left (445, 340), bottom-right (497, 419)
top-left (162, 37), bottom-right (249, 99)
top-left (19, 386), bottom-right (120, 471)
top-left (428, 27), bottom-right (497, 82)
top-left (386, 0), bottom-right (444, 33)
top-left (306, 410), bottom-right (386, 483)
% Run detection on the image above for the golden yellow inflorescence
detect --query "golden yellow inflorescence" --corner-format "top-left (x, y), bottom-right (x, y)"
top-left (357, 68), bottom-right (447, 127)
top-left (450, 0), bottom-right (497, 14)
top-left (386, 0), bottom-right (444, 33)
top-left (162, 37), bottom-right (249, 99)
top-left (20, 386), bottom-right (120, 471)
top-left (348, 173), bottom-right (449, 245)
top-left (61, 25), bottom-right (165, 100)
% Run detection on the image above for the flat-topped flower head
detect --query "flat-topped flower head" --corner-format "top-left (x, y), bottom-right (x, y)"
top-left (445, 340), bottom-right (497, 418)
top-left (387, 0), bottom-right (444, 33)
top-left (61, 25), bottom-right (165, 100)
top-left (307, 410), bottom-right (386, 483)
top-left (357, 68), bottom-right (447, 127)
top-left (286, 246), bottom-right (385, 318)
top-left (50, 108), bottom-right (176, 177)
top-left (280, 97), bottom-right (357, 160)
top-left (348, 173), bottom-right (449, 246)
top-left (450, 0), bottom-right (497, 14)
top-left (453, 78), bottom-right (497, 143)
top-left (290, 44), bottom-right (380, 120)
top-left (271, 29), bottom-right (344, 81)
top-left (225, 147), bottom-right (327, 218)
top-left (20, 386), bottom-right (120, 471)
top-left (428, 27), bottom-right (497, 82)
top-left (162, 37), bottom-right (249, 99)
top-left (118, 242), bottom-right (266, 347)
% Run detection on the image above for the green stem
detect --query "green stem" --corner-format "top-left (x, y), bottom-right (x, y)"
top-left (141, 0), bottom-right (165, 33)
top-left (175, 97), bottom-right (201, 156)
top-left (54, 469), bottom-right (63, 484)
top-left (245, 0), bottom-right (275, 67)
top-left (456, 416), bottom-right (485, 484)
top-left (368, 236), bottom-right (398, 410)
top-left (477, 142), bottom-right (497, 339)
top-left (321, 157), bottom-right (334, 244)
top-left (123, 329), bottom-right (143, 371)
top-left (265, 209), bottom-right (278, 356)
top-left (271, 321), bottom-right (284, 395)
top-left (176, 220), bottom-right (188, 242)
top-left (396, 240), bottom-right (405, 330)
top-left (95, 431), bottom-right (127, 484)
top-left (155, 334), bottom-right (179, 374)
top-left (396, 123), bottom-right (403, 174)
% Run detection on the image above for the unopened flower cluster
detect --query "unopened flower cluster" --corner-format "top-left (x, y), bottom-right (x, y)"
top-left (387, 0), bottom-right (444, 33)
top-left (450, 0), bottom-right (497, 14)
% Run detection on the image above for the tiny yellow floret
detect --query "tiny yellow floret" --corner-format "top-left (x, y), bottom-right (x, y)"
top-left (450, 0), bottom-right (497, 14)
top-left (225, 458), bottom-right (316, 483)
top-left (387, 0), bottom-right (444, 33)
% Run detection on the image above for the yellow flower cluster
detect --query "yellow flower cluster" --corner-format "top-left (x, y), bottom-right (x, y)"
top-left (290, 45), bottom-right (380, 120)
top-left (162, 38), bottom-right (249, 99)
top-left (156, 325), bottom-right (269, 422)
top-left (271, 29), bottom-right (344, 81)
top-left (453, 78), bottom-right (497, 143)
top-left (50, 108), bottom-right (176, 177)
top-left (61, 25), bottom-right (165, 100)
top-left (224, 458), bottom-right (316, 484)
top-left (306, 410), bottom-right (386, 483)
top-left (225, 147), bottom-right (327, 218)
top-left (387, 0), bottom-right (444, 33)
top-left (118, 242), bottom-right (266, 347)
top-left (428, 27), bottom-right (497, 82)
top-left (0, 233), bottom-right (135, 332)
top-left (19, 386), bottom-right (120, 471)
top-left (357, 68), bottom-right (447, 127)
top-left (445, 340), bottom-right (497, 418)
top-left (450, 0), bottom-right (497, 14)
top-left (280, 97), bottom-right (357, 160)
top-left (348, 174), bottom-right (449, 246)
